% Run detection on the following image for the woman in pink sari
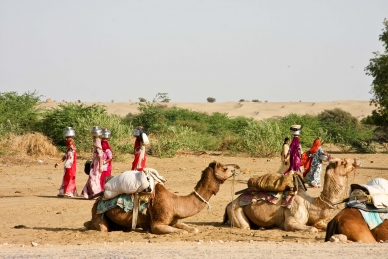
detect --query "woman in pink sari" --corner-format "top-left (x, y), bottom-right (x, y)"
top-left (55, 138), bottom-right (78, 198)
top-left (82, 136), bottom-right (103, 199)
top-left (100, 139), bottom-right (113, 190)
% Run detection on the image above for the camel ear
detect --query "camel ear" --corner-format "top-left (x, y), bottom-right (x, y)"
top-left (342, 159), bottom-right (349, 166)
top-left (208, 161), bottom-right (217, 169)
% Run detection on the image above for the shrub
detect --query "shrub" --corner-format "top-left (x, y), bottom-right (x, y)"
top-left (138, 97), bottom-right (147, 102)
top-left (207, 97), bottom-right (216, 103)
top-left (252, 99), bottom-right (260, 102)
top-left (37, 103), bottom-right (134, 153)
top-left (0, 91), bottom-right (42, 135)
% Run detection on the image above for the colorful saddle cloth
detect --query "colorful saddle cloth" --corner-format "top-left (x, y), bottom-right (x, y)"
top-left (96, 193), bottom-right (148, 215)
top-left (238, 191), bottom-right (296, 209)
top-left (359, 210), bottom-right (388, 230)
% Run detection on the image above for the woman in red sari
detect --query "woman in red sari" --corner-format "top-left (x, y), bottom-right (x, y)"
top-left (55, 137), bottom-right (78, 198)
top-left (131, 126), bottom-right (146, 171)
top-left (100, 138), bottom-right (113, 190)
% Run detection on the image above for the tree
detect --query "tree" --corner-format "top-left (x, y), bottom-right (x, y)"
top-left (365, 19), bottom-right (388, 125)
top-left (153, 93), bottom-right (170, 103)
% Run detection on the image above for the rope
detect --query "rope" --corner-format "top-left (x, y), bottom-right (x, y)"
top-left (194, 190), bottom-right (212, 211)
top-left (230, 170), bottom-right (235, 229)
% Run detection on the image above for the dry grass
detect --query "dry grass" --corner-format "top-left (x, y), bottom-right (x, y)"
top-left (0, 133), bottom-right (60, 158)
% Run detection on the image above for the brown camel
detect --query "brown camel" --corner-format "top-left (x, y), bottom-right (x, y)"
top-left (325, 207), bottom-right (388, 242)
top-left (84, 161), bottom-right (240, 234)
top-left (224, 158), bottom-right (362, 232)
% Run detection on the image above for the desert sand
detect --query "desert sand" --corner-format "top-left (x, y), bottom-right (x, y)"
top-left (40, 100), bottom-right (374, 121)
top-left (1, 100), bottom-right (388, 258)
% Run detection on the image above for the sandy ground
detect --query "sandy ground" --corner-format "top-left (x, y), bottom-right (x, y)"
top-left (1, 150), bottom-right (388, 258)
top-left (40, 100), bottom-right (374, 121)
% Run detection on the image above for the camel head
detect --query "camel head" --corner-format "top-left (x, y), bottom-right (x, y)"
top-left (209, 161), bottom-right (240, 182)
top-left (195, 161), bottom-right (240, 195)
top-left (322, 158), bottom-right (363, 200)
top-left (326, 158), bottom-right (363, 177)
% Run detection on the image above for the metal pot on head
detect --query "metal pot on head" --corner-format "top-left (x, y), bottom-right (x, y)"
top-left (101, 128), bottom-right (111, 139)
top-left (64, 127), bottom-right (76, 138)
top-left (90, 126), bottom-right (102, 138)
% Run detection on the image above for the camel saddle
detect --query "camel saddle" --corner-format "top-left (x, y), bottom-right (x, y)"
top-left (246, 173), bottom-right (294, 193)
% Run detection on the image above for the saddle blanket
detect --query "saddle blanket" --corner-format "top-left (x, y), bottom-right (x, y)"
top-left (238, 191), bottom-right (295, 208)
top-left (97, 194), bottom-right (148, 215)
top-left (359, 210), bottom-right (388, 230)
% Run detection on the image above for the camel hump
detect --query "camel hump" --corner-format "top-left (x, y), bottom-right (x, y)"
top-left (247, 173), bottom-right (294, 192)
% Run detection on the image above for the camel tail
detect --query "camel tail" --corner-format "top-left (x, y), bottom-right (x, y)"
top-left (222, 202), bottom-right (231, 225)
top-left (325, 218), bottom-right (339, 242)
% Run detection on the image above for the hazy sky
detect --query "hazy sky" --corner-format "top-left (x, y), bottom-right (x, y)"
top-left (1, 1), bottom-right (387, 103)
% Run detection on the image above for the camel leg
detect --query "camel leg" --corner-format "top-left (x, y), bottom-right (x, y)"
top-left (226, 199), bottom-right (250, 229)
top-left (84, 199), bottom-right (109, 232)
top-left (284, 216), bottom-right (318, 232)
top-left (173, 220), bottom-right (199, 233)
top-left (151, 223), bottom-right (188, 234)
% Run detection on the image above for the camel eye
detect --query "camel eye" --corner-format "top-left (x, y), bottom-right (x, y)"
top-left (223, 167), bottom-right (227, 172)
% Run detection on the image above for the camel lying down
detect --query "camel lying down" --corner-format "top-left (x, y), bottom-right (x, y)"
top-left (325, 207), bottom-right (388, 243)
top-left (224, 158), bottom-right (362, 232)
top-left (84, 161), bottom-right (240, 234)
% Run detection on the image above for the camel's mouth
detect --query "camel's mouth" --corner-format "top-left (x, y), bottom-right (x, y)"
top-left (353, 159), bottom-right (363, 168)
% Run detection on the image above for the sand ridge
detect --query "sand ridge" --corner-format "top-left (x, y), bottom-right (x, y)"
top-left (40, 100), bottom-right (374, 121)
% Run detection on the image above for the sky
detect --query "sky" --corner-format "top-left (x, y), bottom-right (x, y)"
top-left (1, 1), bottom-right (387, 103)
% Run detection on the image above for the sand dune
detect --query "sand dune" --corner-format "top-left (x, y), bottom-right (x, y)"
top-left (41, 100), bottom-right (374, 120)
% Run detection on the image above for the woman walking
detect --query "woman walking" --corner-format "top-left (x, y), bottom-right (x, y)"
top-left (131, 126), bottom-right (147, 171)
top-left (100, 128), bottom-right (113, 190)
top-left (55, 127), bottom-right (78, 198)
top-left (283, 125), bottom-right (303, 176)
top-left (82, 126), bottom-right (103, 199)
top-left (277, 137), bottom-right (290, 174)
top-left (304, 137), bottom-right (330, 188)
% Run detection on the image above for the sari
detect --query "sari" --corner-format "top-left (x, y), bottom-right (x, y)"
top-left (58, 138), bottom-right (78, 197)
top-left (82, 137), bottom-right (103, 198)
top-left (131, 137), bottom-right (146, 171)
top-left (302, 138), bottom-right (321, 177)
top-left (100, 140), bottom-right (113, 190)
top-left (283, 136), bottom-right (302, 175)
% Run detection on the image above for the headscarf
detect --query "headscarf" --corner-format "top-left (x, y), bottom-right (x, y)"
top-left (309, 138), bottom-right (321, 153)
top-left (101, 139), bottom-right (111, 151)
top-left (66, 138), bottom-right (76, 151)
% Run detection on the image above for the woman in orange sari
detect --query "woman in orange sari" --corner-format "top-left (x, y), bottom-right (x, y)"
top-left (304, 138), bottom-right (330, 188)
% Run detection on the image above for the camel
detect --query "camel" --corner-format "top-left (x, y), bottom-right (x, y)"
top-left (84, 161), bottom-right (240, 234)
top-left (224, 158), bottom-right (362, 232)
top-left (325, 207), bottom-right (388, 242)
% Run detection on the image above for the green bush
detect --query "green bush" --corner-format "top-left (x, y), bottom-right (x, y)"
top-left (0, 91), bottom-right (41, 135)
top-left (37, 103), bottom-right (134, 153)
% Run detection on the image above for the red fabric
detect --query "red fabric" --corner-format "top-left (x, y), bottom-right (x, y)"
top-left (100, 140), bottom-right (113, 190)
top-left (302, 139), bottom-right (321, 177)
top-left (101, 139), bottom-right (111, 151)
top-left (309, 139), bottom-right (321, 153)
top-left (131, 138), bottom-right (146, 171)
top-left (63, 151), bottom-right (77, 194)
